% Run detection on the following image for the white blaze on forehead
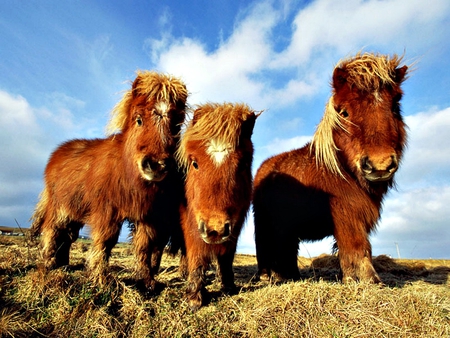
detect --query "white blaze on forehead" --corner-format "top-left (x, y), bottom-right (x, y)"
top-left (207, 139), bottom-right (232, 166)
top-left (155, 100), bottom-right (170, 116)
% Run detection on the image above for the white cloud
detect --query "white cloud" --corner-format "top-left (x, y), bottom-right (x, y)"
top-left (146, 1), bottom-right (317, 109)
top-left (374, 185), bottom-right (450, 258)
top-left (273, 0), bottom-right (450, 68)
top-left (398, 107), bottom-right (450, 187)
top-left (0, 90), bottom-right (85, 226)
top-left (370, 107), bottom-right (450, 258)
top-left (261, 135), bottom-right (311, 156)
top-left (145, 0), bottom-right (450, 130)
top-left (0, 91), bottom-right (46, 175)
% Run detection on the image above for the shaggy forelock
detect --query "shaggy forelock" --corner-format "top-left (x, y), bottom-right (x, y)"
top-left (336, 52), bottom-right (406, 93)
top-left (176, 103), bottom-right (255, 171)
top-left (106, 71), bottom-right (188, 135)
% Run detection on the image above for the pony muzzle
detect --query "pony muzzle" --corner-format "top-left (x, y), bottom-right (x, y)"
top-left (198, 218), bottom-right (231, 244)
top-left (140, 157), bottom-right (169, 182)
top-left (360, 154), bottom-right (398, 182)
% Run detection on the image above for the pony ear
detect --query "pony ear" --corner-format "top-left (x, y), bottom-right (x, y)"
top-left (241, 113), bottom-right (256, 139)
top-left (191, 107), bottom-right (205, 126)
top-left (395, 65), bottom-right (408, 83)
top-left (332, 67), bottom-right (348, 92)
top-left (131, 77), bottom-right (142, 98)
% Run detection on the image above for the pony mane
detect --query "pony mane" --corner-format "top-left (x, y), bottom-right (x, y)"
top-left (106, 71), bottom-right (188, 135)
top-left (310, 52), bottom-right (407, 178)
top-left (176, 103), bottom-right (255, 170)
top-left (310, 98), bottom-right (349, 178)
top-left (335, 52), bottom-right (405, 92)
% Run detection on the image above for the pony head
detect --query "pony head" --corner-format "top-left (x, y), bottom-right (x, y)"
top-left (177, 103), bottom-right (257, 244)
top-left (107, 71), bottom-right (188, 182)
top-left (311, 53), bottom-right (408, 187)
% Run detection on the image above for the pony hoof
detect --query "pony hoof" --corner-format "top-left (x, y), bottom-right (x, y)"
top-left (221, 284), bottom-right (237, 295)
top-left (135, 279), bottom-right (162, 297)
top-left (186, 292), bottom-right (203, 312)
top-left (188, 299), bottom-right (202, 312)
top-left (257, 272), bottom-right (271, 282)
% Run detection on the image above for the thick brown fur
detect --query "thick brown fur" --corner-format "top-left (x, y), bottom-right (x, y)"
top-left (176, 103), bottom-right (257, 310)
top-left (31, 71), bottom-right (188, 290)
top-left (253, 53), bottom-right (408, 283)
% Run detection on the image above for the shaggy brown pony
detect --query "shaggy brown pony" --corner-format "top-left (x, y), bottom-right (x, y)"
top-left (176, 103), bottom-right (258, 310)
top-left (31, 71), bottom-right (188, 290)
top-left (253, 53), bottom-right (408, 283)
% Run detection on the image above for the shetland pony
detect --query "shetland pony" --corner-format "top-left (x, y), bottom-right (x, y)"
top-left (176, 103), bottom-right (257, 310)
top-left (31, 71), bottom-right (188, 290)
top-left (253, 53), bottom-right (408, 283)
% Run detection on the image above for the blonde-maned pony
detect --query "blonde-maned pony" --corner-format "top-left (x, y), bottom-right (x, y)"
top-left (176, 102), bottom-right (258, 311)
top-left (254, 52), bottom-right (408, 284)
top-left (31, 71), bottom-right (187, 291)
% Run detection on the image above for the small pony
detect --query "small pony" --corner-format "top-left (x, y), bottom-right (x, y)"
top-left (253, 53), bottom-right (408, 283)
top-left (31, 71), bottom-right (188, 290)
top-left (176, 103), bottom-right (258, 310)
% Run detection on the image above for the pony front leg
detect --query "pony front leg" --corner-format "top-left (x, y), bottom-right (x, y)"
top-left (185, 263), bottom-right (207, 311)
top-left (87, 222), bottom-right (121, 285)
top-left (335, 226), bottom-right (381, 283)
top-left (216, 250), bottom-right (237, 294)
top-left (133, 222), bottom-right (158, 291)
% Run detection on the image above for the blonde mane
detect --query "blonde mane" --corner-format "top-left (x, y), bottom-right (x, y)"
top-left (335, 52), bottom-right (405, 93)
top-left (310, 53), bottom-right (407, 178)
top-left (106, 71), bottom-right (188, 135)
top-left (176, 103), bottom-right (255, 170)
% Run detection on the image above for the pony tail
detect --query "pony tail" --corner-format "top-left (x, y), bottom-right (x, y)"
top-left (29, 188), bottom-right (49, 238)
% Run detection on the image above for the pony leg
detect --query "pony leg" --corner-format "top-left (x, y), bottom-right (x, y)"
top-left (40, 219), bottom-right (81, 269)
top-left (185, 263), bottom-right (207, 312)
top-left (178, 252), bottom-right (188, 280)
top-left (133, 222), bottom-right (157, 291)
top-left (40, 222), bottom-right (67, 270)
top-left (87, 222), bottom-right (121, 284)
top-left (184, 242), bottom-right (209, 311)
top-left (271, 234), bottom-right (300, 282)
top-left (216, 250), bottom-right (237, 293)
top-left (335, 227), bottom-right (381, 283)
top-left (255, 210), bottom-right (300, 282)
top-left (254, 207), bottom-right (274, 281)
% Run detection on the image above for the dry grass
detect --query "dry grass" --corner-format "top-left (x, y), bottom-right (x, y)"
top-left (0, 235), bottom-right (449, 337)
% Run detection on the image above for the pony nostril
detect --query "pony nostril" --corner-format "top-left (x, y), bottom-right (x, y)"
top-left (142, 158), bottom-right (167, 172)
top-left (223, 221), bottom-right (231, 237)
top-left (207, 230), bottom-right (219, 238)
top-left (142, 157), bottom-right (152, 171)
top-left (360, 156), bottom-right (373, 174)
top-left (387, 155), bottom-right (398, 172)
top-left (198, 220), bottom-right (206, 235)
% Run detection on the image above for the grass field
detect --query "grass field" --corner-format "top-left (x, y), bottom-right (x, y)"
top-left (0, 232), bottom-right (449, 337)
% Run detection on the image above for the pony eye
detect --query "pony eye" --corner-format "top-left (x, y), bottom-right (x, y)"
top-left (339, 109), bottom-right (349, 118)
top-left (136, 115), bottom-right (143, 126)
top-left (192, 160), bottom-right (199, 170)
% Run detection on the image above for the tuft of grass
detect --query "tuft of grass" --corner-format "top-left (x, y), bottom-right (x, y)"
top-left (1, 235), bottom-right (449, 337)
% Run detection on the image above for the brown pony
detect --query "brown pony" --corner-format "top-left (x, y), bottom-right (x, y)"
top-left (253, 53), bottom-right (408, 283)
top-left (31, 71), bottom-right (188, 290)
top-left (176, 103), bottom-right (257, 310)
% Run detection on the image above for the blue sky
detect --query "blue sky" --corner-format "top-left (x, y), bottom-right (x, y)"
top-left (1, 0), bottom-right (449, 259)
